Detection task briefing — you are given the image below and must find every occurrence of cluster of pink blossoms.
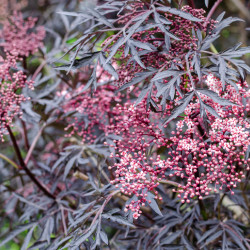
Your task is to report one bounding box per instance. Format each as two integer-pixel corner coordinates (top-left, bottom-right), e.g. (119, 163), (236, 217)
(106, 75), (249, 219)
(0, 11), (45, 57)
(57, 3), (249, 219)
(61, 68), (124, 143)
(104, 4), (216, 88)
(0, 54), (33, 141)
(0, 12), (45, 141)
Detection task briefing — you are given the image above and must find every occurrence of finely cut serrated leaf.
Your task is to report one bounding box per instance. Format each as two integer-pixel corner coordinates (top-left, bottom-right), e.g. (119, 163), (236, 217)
(197, 89), (237, 106)
(57, 11), (90, 18)
(71, 221), (98, 250)
(197, 225), (219, 244)
(69, 209), (98, 230)
(123, 10), (152, 44)
(100, 231), (109, 245)
(130, 39), (156, 51)
(55, 52), (100, 71)
(218, 56), (226, 88)
(147, 192), (162, 216)
(0, 223), (36, 247)
(94, 221), (101, 248)
(245, 145), (250, 160)
(106, 37), (125, 62)
(130, 45), (146, 68)
(51, 235), (73, 250)
(201, 230), (223, 248)
(203, 102), (221, 119)
(99, 53), (118, 79)
(215, 17), (243, 34)
(222, 46), (250, 57)
(222, 232), (228, 250)
(87, 8), (114, 28)
(13, 193), (46, 210)
(181, 235), (194, 250)
(40, 217), (54, 243)
(225, 228), (246, 250)
(163, 92), (194, 124)
(21, 224), (37, 250)
(152, 70), (183, 81)
(28, 241), (47, 250)
(159, 24), (180, 41)
(201, 35), (220, 50)
(156, 75), (180, 98)
(102, 214), (135, 227)
(198, 219), (220, 226)
(161, 231), (182, 245)
(156, 7), (202, 22)
(216, 12), (226, 22)
(135, 87), (150, 106)
(118, 70), (156, 91)
(159, 16), (172, 25)
(63, 155), (78, 180)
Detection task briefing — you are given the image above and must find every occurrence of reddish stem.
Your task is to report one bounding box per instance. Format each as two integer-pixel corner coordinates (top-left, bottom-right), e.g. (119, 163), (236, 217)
(187, 0), (195, 8)
(6, 125), (56, 200)
(206, 0), (223, 24)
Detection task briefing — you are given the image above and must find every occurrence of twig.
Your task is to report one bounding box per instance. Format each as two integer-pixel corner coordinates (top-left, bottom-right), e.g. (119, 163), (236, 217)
(205, 0), (223, 25)
(0, 153), (20, 170)
(73, 171), (89, 181)
(31, 60), (47, 81)
(84, 190), (121, 234)
(6, 125), (56, 200)
(217, 193), (226, 220)
(21, 120), (30, 150)
(187, 0), (195, 8)
(60, 206), (67, 236)
(24, 122), (47, 165)
(210, 43), (219, 54)
(178, 0), (184, 8)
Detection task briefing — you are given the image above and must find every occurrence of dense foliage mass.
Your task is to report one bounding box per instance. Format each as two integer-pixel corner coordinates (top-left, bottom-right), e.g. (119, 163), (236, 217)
(0, 0), (249, 249)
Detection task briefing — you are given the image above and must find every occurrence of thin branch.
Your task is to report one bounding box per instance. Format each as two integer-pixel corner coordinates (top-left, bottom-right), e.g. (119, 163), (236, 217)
(60, 206), (67, 236)
(24, 122), (47, 165)
(21, 120), (30, 150)
(0, 153), (20, 170)
(84, 190), (121, 234)
(178, 0), (184, 8)
(205, 0), (223, 25)
(31, 60), (47, 81)
(6, 125), (56, 200)
(187, 0), (195, 8)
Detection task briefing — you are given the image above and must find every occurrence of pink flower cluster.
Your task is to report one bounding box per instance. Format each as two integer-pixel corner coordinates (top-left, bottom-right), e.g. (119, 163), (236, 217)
(0, 12), (45, 57)
(61, 69), (123, 143)
(0, 54), (33, 141)
(104, 5), (216, 88)
(106, 75), (249, 218)
(0, 12), (44, 141)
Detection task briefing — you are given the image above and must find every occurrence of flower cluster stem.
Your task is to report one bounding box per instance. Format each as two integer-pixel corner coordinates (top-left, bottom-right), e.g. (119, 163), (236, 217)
(6, 125), (56, 200)
(187, 0), (195, 8)
(206, 0), (223, 24)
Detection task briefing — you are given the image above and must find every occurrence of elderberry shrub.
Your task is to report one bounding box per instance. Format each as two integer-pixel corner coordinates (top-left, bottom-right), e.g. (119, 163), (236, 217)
(0, 0), (249, 249)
